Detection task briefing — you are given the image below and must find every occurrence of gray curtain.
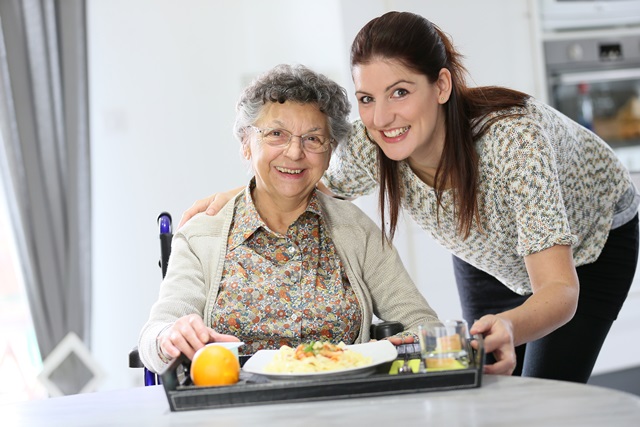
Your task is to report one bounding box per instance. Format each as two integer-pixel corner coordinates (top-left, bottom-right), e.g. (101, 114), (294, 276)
(0, 0), (91, 392)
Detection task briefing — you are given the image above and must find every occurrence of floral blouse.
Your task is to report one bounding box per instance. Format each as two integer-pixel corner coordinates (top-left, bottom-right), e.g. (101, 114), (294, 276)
(212, 183), (362, 354)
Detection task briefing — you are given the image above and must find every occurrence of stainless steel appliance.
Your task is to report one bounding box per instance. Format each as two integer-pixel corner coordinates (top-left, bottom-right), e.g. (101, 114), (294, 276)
(544, 29), (640, 171)
(540, 0), (640, 31)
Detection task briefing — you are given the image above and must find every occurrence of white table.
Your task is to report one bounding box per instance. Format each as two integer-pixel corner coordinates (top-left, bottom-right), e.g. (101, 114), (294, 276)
(3, 375), (640, 426)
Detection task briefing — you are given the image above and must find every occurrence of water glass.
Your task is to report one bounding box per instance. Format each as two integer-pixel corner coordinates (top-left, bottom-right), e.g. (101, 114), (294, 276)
(418, 320), (470, 371)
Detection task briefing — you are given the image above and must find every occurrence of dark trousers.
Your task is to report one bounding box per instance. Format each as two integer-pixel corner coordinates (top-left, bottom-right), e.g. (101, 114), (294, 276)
(453, 214), (639, 383)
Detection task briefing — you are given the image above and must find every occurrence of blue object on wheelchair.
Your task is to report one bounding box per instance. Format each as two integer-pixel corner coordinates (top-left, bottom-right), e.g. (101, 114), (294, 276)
(158, 212), (172, 234)
(157, 212), (173, 279)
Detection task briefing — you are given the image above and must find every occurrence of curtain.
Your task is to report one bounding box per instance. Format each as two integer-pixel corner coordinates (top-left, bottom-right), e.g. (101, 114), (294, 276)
(0, 0), (91, 394)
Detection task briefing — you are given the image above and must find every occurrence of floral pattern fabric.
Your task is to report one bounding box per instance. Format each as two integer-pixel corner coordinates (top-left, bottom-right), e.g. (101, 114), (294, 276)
(212, 184), (361, 354)
(323, 97), (634, 295)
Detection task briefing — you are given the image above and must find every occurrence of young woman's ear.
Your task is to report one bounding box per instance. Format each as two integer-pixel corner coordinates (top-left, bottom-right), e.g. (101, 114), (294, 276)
(437, 68), (452, 104)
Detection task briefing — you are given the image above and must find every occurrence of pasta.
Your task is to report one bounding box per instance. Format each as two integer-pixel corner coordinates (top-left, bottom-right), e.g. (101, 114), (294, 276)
(264, 342), (372, 373)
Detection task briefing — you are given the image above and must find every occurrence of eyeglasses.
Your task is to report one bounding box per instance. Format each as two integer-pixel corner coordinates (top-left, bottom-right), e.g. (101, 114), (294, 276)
(249, 126), (332, 153)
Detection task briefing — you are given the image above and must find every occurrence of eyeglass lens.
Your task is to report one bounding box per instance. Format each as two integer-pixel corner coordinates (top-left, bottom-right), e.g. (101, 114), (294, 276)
(257, 128), (329, 153)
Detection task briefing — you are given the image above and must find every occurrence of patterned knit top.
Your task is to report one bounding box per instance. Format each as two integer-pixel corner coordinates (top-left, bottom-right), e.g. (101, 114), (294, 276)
(322, 97), (636, 295)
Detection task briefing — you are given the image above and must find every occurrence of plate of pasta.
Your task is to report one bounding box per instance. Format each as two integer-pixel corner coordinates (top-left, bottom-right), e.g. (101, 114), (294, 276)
(242, 340), (398, 380)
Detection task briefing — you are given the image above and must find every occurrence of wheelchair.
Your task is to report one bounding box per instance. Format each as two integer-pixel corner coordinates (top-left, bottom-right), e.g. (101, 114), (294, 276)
(128, 212), (173, 386)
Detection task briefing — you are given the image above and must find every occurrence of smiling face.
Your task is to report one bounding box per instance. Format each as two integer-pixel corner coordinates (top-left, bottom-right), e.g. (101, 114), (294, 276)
(352, 58), (450, 167)
(244, 101), (331, 213)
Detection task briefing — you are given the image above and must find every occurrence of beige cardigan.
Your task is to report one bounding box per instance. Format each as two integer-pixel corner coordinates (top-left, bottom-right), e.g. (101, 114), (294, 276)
(139, 191), (439, 373)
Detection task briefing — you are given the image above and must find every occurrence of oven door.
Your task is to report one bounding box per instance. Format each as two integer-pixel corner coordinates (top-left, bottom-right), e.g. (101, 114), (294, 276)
(548, 64), (640, 172)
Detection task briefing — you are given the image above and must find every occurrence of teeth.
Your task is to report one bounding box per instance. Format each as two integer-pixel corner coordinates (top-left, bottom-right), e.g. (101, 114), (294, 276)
(382, 126), (409, 138)
(276, 167), (302, 174)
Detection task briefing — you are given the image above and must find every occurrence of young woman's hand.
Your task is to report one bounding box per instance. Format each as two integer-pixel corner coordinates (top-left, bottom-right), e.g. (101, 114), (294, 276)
(158, 314), (240, 360)
(178, 186), (245, 228)
(470, 315), (517, 375)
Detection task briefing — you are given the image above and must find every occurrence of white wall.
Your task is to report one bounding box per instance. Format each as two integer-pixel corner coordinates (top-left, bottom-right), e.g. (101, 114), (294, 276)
(88, 0), (638, 391)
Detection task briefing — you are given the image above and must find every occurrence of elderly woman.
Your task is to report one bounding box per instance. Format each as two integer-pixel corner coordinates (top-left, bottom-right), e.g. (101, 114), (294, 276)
(138, 64), (439, 374)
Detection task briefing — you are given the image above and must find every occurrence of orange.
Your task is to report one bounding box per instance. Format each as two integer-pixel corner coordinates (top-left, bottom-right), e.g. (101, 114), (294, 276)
(190, 345), (240, 387)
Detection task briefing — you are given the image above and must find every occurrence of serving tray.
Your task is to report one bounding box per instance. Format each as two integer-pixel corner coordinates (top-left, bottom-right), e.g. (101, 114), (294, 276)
(160, 336), (484, 412)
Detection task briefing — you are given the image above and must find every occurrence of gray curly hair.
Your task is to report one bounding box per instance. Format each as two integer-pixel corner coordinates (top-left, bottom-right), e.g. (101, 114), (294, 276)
(233, 64), (351, 146)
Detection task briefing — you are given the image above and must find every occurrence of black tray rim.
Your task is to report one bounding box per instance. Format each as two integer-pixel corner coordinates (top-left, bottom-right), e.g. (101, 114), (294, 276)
(160, 335), (485, 412)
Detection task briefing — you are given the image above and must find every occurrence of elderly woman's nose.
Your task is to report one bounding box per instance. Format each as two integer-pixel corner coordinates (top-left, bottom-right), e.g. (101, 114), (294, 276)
(283, 136), (305, 159)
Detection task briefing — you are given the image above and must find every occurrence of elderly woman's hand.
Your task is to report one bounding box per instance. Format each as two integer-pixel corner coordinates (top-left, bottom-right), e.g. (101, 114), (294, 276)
(178, 187), (245, 228)
(385, 335), (416, 346)
(470, 315), (517, 375)
(158, 314), (240, 360)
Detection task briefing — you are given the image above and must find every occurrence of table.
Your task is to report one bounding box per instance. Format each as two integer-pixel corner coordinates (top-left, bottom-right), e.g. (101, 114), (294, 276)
(3, 375), (640, 426)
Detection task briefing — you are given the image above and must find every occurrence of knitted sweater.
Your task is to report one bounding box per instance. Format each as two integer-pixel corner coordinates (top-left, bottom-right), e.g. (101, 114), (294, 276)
(139, 191), (439, 374)
(323, 97), (637, 295)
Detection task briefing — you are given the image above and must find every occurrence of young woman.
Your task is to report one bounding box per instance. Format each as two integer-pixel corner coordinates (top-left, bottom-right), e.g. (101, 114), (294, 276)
(180, 12), (639, 382)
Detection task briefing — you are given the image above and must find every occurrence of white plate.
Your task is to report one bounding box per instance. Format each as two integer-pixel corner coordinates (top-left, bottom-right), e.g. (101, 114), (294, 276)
(241, 340), (398, 380)
(202, 342), (244, 355)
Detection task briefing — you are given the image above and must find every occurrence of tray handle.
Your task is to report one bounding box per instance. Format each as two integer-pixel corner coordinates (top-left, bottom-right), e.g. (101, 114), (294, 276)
(160, 353), (192, 392)
(471, 333), (485, 377)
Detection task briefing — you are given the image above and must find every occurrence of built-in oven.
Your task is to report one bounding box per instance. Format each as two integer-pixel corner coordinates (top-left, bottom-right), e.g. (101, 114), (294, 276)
(544, 28), (640, 171)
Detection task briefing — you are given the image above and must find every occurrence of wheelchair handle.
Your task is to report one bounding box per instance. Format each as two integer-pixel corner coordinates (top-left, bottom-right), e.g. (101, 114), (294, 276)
(157, 212), (173, 278)
(157, 212), (172, 234)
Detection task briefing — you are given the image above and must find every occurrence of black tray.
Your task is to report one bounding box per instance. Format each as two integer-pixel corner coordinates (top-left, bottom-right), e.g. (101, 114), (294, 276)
(160, 336), (484, 412)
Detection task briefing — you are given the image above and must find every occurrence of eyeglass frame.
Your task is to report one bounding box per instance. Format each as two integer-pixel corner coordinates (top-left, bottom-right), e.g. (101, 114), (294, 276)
(248, 126), (333, 153)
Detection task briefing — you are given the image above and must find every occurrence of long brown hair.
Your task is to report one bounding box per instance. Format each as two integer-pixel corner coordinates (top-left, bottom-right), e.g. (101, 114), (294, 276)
(351, 11), (528, 242)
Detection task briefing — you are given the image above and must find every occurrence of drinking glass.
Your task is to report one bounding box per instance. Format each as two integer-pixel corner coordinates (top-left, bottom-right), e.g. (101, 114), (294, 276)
(418, 320), (470, 371)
